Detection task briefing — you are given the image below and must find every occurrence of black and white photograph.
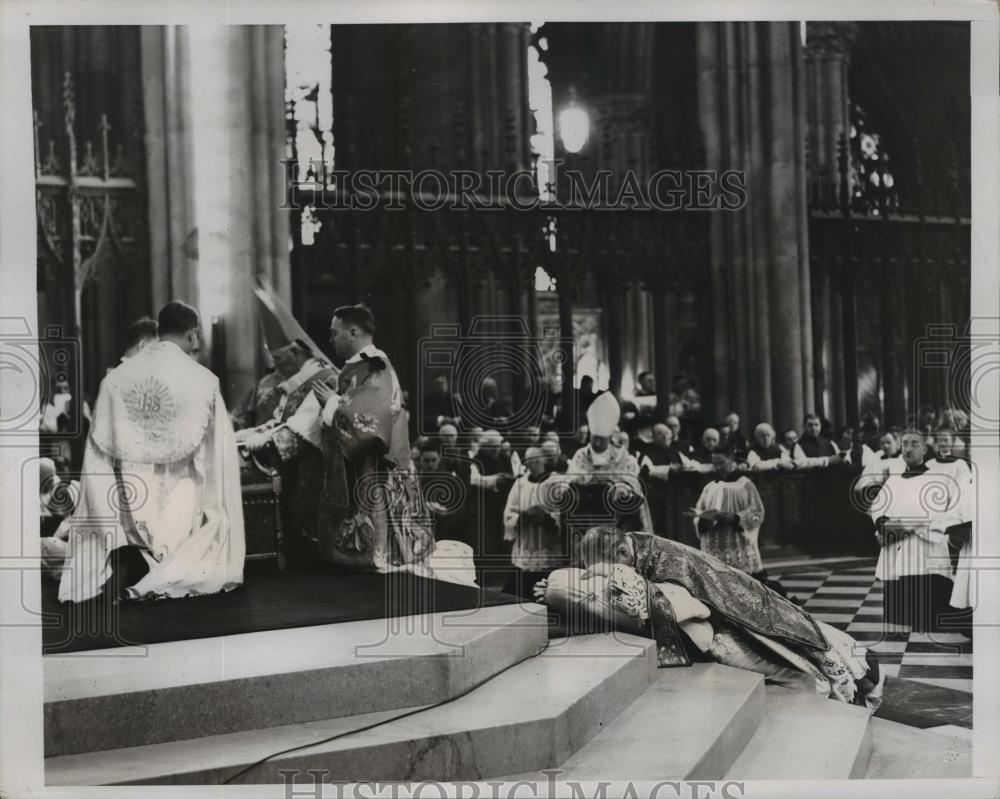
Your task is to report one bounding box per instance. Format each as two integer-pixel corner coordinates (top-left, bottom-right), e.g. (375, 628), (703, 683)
(1, 2), (999, 797)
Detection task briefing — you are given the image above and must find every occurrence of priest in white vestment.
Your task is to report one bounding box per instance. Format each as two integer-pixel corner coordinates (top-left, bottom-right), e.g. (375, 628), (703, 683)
(58, 301), (245, 603)
(926, 428), (975, 619)
(869, 429), (964, 632)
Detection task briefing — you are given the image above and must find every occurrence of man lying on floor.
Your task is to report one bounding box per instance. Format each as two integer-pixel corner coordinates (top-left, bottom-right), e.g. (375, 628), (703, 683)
(533, 526), (884, 711)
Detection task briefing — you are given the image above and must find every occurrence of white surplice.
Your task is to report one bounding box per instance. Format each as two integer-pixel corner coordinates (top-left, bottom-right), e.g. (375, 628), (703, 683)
(869, 469), (964, 584)
(925, 457), (975, 609)
(693, 476), (766, 574)
(58, 342), (245, 603)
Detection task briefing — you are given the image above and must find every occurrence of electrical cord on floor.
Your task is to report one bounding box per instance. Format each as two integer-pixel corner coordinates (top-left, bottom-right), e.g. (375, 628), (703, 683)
(221, 637), (552, 785)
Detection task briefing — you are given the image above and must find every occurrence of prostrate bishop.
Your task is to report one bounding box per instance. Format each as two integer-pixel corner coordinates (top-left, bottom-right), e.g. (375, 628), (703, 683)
(58, 301), (246, 603)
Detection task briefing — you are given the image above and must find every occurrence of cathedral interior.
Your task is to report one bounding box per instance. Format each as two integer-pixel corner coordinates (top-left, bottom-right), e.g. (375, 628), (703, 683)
(24, 20), (987, 789)
(32, 21), (971, 437)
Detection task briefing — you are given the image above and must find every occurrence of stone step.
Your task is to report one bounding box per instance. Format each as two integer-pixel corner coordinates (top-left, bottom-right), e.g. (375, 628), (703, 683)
(503, 663), (765, 783)
(45, 633), (658, 785)
(863, 719), (972, 779)
(45, 602), (548, 757)
(724, 684), (873, 780)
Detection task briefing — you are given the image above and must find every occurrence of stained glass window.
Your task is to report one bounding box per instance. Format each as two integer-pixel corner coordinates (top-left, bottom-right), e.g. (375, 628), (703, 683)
(849, 102), (897, 216)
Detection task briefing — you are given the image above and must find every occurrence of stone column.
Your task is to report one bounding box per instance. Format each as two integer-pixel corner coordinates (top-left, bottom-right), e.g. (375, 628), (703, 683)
(185, 25), (290, 405)
(696, 22), (813, 433)
(141, 26), (198, 310)
(804, 22), (858, 424)
(804, 23), (857, 204)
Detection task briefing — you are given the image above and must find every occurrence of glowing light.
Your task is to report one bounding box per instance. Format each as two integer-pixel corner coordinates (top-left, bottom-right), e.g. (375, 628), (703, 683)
(534, 266), (557, 292)
(285, 24), (334, 185)
(558, 103), (589, 154)
(188, 25), (231, 325)
(528, 36), (555, 201)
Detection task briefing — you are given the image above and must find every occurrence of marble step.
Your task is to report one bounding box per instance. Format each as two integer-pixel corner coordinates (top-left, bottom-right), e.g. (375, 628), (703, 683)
(45, 602), (549, 757)
(45, 633), (658, 785)
(863, 719), (972, 779)
(724, 684), (873, 780)
(503, 663), (765, 784)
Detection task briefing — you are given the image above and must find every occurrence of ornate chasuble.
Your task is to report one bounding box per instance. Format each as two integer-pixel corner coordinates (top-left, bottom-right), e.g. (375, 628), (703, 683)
(628, 532), (829, 653)
(262, 363), (340, 544)
(232, 371), (282, 431)
(318, 349), (433, 570)
(91, 342), (217, 464)
(60, 342), (245, 603)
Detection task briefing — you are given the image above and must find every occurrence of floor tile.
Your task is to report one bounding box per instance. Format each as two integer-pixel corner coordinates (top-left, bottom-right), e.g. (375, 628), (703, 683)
(846, 621), (911, 633)
(803, 599), (864, 608)
(898, 665), (973, 679)
(906, 677), (974, 693)
(906, 641), (972, 654)
(901, 654), (973, 667)
(865, 640), (909, 653)
(907, 632), (970, 645)
(811, 612), (855, 623)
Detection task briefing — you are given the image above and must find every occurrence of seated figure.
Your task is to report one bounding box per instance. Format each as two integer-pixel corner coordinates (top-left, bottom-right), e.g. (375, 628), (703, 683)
(565, 391), (653, 531)
(236, 279), (341, 560)
(534, 526), (884, 710)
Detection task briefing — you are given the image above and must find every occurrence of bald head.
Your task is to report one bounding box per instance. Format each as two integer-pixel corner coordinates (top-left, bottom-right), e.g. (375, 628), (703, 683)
(480, 429), (502, 455)
(438, 423), (458, 446)
(652, 423), (672, 448)
(580, 526), (635, 568)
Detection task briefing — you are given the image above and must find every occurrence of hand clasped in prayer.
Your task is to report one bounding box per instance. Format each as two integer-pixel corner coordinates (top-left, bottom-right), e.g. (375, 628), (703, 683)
(312, 381), (336, 406)
(876, 523), (915, 547)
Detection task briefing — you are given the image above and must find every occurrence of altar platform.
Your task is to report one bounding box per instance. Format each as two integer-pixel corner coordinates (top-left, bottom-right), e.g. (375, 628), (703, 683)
(40, 563), (520, 654)
(42, 562), (970, 784)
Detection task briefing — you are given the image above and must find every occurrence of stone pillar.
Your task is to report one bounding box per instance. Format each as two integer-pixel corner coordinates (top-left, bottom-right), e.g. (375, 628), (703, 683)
(141, 26), (198, 309)
(804, 23), (857, 204)
(623, 284), (653, 393)
(185, 25), (290, 405)
(696, 22), (813, 433)
(804, 22), (858, 425)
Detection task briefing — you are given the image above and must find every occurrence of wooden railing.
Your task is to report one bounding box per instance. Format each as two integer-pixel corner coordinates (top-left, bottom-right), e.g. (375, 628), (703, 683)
(643, 468), (879, 558)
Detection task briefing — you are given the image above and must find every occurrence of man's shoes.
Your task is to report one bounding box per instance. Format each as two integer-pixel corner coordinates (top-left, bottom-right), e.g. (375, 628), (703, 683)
(103, 545), (151, 601)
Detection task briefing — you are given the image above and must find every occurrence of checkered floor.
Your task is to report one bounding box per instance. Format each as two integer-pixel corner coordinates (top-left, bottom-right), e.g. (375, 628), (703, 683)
(777, 561), (973, 694)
